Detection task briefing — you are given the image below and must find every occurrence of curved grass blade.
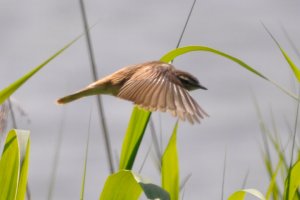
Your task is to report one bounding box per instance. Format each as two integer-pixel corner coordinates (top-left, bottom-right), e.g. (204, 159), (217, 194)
(99, 170), (169, 200)
(283, 160), (300, 200)
(162, 122), (179, 200)
(227, 189), (266, 200)
(119, 107), (151, 170)
(0, 129), (30, 200)
(160, 45), (297, 100)
(0, 36), (81, 105)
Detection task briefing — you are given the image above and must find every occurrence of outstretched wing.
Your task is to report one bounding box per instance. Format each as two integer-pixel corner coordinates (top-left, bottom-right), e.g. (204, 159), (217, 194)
(117, 62), (208, 123)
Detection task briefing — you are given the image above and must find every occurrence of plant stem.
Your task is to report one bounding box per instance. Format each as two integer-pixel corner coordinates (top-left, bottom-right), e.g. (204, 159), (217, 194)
(286, 86), (300, 199)
(78, 0), (114, 173)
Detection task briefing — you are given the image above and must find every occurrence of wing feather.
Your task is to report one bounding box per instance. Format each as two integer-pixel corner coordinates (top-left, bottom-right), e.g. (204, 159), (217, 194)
(117, 62), (207, 123)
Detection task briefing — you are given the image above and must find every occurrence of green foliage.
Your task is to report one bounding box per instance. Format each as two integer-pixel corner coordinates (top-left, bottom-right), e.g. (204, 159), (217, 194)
(263, 24), (300, 83)
(284, 160), (300, 200)
(228, 189), (266, 200)
(162, 122), (179, 200)
(0, 36), (80, 105)
(119, 107), (151, 170)
(160, 45), (297, 100)
(99, 170), (169, 200)
(0, 129), (30, 200)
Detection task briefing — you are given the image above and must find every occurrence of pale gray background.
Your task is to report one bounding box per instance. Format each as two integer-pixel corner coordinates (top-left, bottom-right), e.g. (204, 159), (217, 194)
(0, 0), (299, 199)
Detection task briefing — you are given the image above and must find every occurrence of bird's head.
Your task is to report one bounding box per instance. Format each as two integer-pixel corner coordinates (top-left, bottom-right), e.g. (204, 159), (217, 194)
(174, 70), (207, 91)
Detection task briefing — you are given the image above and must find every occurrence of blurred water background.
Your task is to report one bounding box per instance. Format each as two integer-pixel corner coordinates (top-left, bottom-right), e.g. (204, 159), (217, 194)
(0, 0), (300, 199)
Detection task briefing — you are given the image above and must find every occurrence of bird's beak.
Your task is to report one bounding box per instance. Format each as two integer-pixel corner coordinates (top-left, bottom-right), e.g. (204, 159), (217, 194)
(197, 83), (207, 90)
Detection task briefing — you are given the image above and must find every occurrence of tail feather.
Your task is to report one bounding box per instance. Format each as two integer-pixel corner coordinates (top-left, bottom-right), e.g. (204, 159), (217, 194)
(56, 87), (98, 104)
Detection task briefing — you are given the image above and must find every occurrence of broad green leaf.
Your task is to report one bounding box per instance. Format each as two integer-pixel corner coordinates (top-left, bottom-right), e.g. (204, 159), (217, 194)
(284, 160), (300, 200)
(99, 170), (169, 200)
(228, 189), (266, 200)
(119, 107), (151, 170)
(162, 122), (179, 200)
(0, 129), (30, 200)
(160, 45), (297, 100)
(15, 135), (30, 200)
(0, 36), (80, 105)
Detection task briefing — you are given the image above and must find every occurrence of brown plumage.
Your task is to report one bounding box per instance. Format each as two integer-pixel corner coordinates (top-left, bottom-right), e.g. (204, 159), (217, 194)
(57, 61), (208, 123)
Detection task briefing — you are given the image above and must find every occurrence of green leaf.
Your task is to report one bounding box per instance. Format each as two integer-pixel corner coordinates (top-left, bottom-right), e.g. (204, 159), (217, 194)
(0, 36), (80, 105)
(265, 159), (282, 200)
(227, 189), (266, 200)
(162, 122), (179, 200)
(119, 107), (151, 170)
(160, 45), (297, 100)
(262, 24), (300, 83)
(99, 170), (169, 200)
(279, 47), (300, 82)
(284, 160), (300, 200)
(0, 129), (30, 200)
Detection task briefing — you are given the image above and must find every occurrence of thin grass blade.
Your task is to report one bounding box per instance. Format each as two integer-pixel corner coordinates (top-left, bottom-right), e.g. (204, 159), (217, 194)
(119, 107), (151, 170)
(80, 110), (92, 200)
(265, 160), (282, 200)
(262, 23), (300, 83)
(162, 122), (179, 200)
(0, 36), (81, 105)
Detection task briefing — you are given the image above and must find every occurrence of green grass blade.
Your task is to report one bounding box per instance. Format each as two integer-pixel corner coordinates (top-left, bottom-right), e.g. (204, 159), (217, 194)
(227, 189), (266, 200)
(265, 160), (282, 200)
(160, 45), (297, 100)
(80, 111), (92, 200)
(99, 170), (169, 200)
(262, 24), (300, 83)
(0, 129), (30, 200)
(119, 107), (151, 170)
(284, 160), (300, 200)
(0, 36), (80, 105)
(280, 48), (300, 82)
(162, 122), (179, 200)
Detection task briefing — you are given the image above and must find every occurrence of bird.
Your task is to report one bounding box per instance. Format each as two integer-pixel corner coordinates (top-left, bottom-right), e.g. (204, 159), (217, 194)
(57, 61), (208, 123)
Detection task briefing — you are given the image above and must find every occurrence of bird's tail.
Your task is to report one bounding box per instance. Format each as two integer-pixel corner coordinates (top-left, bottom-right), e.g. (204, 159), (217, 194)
(56, 87), (98, 104)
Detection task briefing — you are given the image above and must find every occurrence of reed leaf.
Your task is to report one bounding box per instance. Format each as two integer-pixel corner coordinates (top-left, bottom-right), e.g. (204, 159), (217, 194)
(99, 170), (169, 200)
(160, 45), (297, 100)
(227, 189), (266, 200)
(0, 36), (80, 105)
(162, 122), (179, 200)
(119, 107), (151, 170)
(262, 24), (300, 83)
(283, 160), (300, 200)
(0, 129), (30, 200)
